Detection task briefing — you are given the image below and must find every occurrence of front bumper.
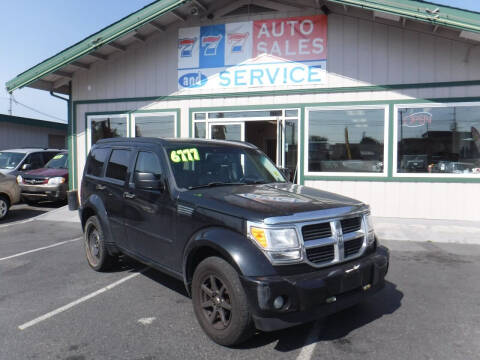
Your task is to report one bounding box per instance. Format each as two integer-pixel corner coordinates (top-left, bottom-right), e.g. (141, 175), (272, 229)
(241, 245), (389, 332)
(20, 183), (67, 202)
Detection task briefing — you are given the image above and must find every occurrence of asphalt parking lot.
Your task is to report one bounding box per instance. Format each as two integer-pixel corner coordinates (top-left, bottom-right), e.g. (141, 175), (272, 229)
(1, 210), (479, 360)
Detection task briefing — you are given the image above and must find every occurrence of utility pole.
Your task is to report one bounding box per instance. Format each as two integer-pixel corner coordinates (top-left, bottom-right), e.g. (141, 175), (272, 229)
(8, 94), (12, 116)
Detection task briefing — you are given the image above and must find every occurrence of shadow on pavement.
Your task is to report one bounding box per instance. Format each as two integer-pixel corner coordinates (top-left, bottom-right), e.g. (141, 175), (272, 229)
(1, 202), (63, 225)
(238, 281), (403, 351)
(109, 260), (403, 352)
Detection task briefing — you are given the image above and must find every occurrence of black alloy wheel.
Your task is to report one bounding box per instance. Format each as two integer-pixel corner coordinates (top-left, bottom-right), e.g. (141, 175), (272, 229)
(192, 257), (254, 346)
(200, 274), (233, 330)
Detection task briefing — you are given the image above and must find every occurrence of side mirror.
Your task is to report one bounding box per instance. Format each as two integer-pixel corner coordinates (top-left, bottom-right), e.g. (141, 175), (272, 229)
(134, 172), (165, 191)
(22, 163), (32, 171)
(279, 167), (292, 182)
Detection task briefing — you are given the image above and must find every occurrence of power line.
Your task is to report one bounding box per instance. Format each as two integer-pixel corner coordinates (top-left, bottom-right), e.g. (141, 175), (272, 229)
(10, 95), (66, 123)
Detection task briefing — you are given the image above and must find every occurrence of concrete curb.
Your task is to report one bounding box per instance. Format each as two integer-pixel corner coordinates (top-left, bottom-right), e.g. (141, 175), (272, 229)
(373, 217), (480, 245)
(36, 205), (80, 223)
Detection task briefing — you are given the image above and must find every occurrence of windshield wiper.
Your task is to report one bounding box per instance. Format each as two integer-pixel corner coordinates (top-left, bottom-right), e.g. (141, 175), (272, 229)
(187, 182), (247, 190)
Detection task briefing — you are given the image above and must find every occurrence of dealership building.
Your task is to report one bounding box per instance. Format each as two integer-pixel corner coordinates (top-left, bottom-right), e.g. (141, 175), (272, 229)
(6, 0), (480, 221)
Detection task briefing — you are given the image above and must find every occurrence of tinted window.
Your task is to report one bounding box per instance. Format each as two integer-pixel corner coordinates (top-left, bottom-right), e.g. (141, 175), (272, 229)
(106, 149), (131, 182)
(28, 153), (45, 169)
(86, 148), (109, 177)
(135, 152), (162, 175)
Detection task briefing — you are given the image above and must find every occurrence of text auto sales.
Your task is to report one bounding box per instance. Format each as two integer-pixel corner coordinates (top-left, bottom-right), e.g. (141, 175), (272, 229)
(223, 19), (324, 87)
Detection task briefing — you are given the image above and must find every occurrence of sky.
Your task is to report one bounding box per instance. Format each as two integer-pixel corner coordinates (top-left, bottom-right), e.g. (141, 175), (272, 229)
(0, 0), (479, 124)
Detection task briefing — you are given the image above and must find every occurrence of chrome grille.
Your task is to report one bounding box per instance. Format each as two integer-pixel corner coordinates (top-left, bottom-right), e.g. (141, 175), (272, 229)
(340, 217), (362, 233)
(301, 222), (331, 241)
(299, 215), (367, 268)
(306, 245), (335, 264)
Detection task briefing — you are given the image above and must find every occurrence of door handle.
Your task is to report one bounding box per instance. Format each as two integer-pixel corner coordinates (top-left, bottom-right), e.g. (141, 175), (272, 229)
(96, 184), (106, 191)
(123, 192), (136, 199)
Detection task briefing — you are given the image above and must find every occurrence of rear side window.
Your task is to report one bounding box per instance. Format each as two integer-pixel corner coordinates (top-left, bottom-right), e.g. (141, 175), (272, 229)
(27, 153), (44, 169)
(86, 148), (109, 177)
(106, 149), (131, 182)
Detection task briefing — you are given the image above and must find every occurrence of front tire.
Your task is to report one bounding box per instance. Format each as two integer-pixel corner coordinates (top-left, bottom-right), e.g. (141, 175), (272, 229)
(84, 215), (116, 271)
(192, 257), (254, 346)
(0, 195), (10, 220)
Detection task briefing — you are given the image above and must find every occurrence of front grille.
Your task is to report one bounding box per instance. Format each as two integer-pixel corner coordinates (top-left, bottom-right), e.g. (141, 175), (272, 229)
(23, 178), (47, 185)
(306, 245), (335, 264)
(344, 237), (364, 257)
(341, 217), (362, 234)
(302, 222), (331, 241)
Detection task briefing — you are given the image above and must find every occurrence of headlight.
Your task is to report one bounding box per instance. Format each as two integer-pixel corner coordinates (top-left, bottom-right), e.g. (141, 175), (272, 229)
(247, 222), (302, 265)
(48, 177), (65, 185)
(16, 175), (23, 184)
(364, 213), (375, 246)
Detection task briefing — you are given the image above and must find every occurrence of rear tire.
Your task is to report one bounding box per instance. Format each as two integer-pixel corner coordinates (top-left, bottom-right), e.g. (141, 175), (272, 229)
(192, 257), (254, 346)
(0, 195), (10, 220)
(84, 215), (117, 271)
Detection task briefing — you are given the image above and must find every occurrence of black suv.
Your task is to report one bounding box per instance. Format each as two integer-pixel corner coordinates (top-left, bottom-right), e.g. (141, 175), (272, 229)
(75, 138), (389, 346)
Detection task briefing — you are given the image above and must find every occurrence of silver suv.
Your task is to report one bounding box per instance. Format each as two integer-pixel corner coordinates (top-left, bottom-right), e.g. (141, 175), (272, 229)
(0, 148), (64, 176)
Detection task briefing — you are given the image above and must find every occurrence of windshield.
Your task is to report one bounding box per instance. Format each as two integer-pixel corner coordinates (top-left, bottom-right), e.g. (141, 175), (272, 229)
(45, 153), (68, 169)
(0, 152), (25, 169)
(166, 144), (286, 189)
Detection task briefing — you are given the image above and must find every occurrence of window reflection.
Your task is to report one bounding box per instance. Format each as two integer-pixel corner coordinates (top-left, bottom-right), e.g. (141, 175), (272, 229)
(308, 109), (385, 173)
(397, 106), (480, 174)
(91, 117), (127, 145)
(135, 115), (175, 138)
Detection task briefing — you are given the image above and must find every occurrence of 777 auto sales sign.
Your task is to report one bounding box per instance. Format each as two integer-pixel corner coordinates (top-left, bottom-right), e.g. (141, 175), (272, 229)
(177, 15), (327, 91)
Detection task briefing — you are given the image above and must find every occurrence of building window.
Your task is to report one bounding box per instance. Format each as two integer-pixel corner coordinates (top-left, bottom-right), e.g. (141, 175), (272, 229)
(132, 113), (176, 138)
(88, 115), (128, 149)
(306, 106), (387, 174)
(396, 103), (480, 175)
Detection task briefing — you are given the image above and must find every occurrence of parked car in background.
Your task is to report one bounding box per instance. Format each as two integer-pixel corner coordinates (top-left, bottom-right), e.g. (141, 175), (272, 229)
(0, 148), (64, 176)
(0, 172), (21, 220)
(18, 152), (68, 205)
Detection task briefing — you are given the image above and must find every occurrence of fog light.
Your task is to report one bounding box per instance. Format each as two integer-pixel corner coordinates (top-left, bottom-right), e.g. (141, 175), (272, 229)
(273, 296), (284, 309)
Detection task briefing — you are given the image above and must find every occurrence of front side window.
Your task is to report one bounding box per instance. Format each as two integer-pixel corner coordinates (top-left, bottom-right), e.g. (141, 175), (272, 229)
(134, 114), (175, 138)
(166, 144), (286, 189)
(135, 152), (162, 175)
(307, 107), (386, 173)
(105, 149), (131, 182)
(0, 152), (25, 170)
(397, 104), (480, 175)
(90, 116), (127, 146)
(86, 148), (110, 177)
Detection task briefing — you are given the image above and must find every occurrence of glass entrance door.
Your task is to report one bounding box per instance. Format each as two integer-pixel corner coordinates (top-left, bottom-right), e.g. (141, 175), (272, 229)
(209, 122), (244, 141)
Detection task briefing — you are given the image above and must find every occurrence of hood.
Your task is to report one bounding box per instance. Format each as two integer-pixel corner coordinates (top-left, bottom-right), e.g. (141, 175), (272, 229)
(23, 168), (68, 178)
(179, 183), (366, 222)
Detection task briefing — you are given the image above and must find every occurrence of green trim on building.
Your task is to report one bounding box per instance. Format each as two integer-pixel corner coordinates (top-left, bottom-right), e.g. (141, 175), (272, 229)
(5, 0), (188, 93)
(72, 80), (480, 105)
(70, 82), (480, 189)
(0, 114), (67, 130)
(328, 0), (480, 33)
